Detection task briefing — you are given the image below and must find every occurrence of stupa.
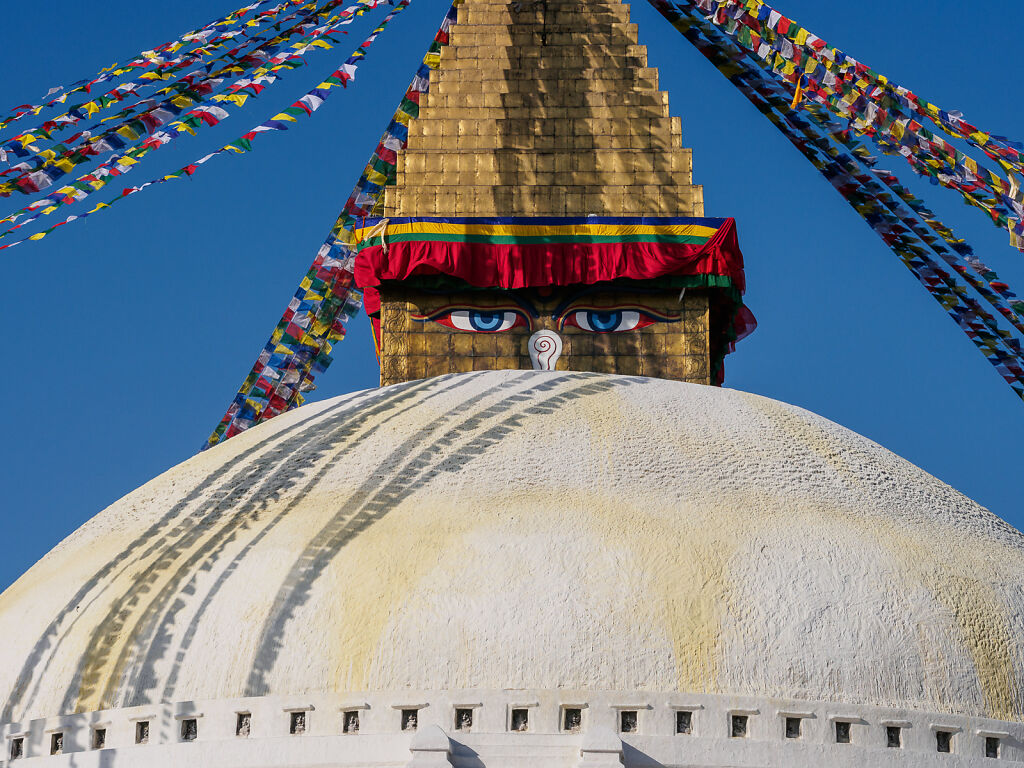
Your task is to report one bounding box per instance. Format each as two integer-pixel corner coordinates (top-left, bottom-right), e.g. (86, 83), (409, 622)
(2, 1), (1023, 767)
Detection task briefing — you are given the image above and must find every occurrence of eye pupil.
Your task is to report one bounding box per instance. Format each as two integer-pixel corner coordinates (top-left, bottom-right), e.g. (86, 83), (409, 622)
(469, 311), (504, 332)
(589, 311), (622, 332)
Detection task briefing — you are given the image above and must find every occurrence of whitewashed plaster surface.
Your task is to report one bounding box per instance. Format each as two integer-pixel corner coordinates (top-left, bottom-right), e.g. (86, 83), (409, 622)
(1, 370), (1022, 734)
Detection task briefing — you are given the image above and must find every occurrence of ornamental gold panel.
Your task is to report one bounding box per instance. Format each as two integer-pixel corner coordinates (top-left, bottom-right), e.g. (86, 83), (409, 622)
(377, 287), (711, 387)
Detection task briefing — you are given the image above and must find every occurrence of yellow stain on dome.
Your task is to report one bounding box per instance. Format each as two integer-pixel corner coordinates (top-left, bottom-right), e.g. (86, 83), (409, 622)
(741, 390), (1024, 720)
(560, 388), (738, 694)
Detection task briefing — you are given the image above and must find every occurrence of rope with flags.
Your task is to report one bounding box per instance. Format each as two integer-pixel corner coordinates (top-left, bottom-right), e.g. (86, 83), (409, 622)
(204, 0), (461, 448)
(648, 0), (1024, 400)
(0, 0), (392, 247)
(0, 0), (325, 178)
(681, 0), (1024, 251)
(0, 0), (303, 137)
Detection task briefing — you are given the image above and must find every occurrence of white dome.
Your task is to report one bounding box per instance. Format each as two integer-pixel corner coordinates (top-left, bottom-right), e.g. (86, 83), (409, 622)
(1, 370), (1022, 766)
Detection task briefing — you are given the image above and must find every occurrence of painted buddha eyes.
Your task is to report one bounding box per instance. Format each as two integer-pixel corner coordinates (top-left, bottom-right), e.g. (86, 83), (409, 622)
(414, 307), (529, 334)
(414, 304), (678, 333)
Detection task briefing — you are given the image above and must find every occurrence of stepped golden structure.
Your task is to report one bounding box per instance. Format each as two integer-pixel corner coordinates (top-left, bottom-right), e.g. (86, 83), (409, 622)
(386, 1), (701, 218)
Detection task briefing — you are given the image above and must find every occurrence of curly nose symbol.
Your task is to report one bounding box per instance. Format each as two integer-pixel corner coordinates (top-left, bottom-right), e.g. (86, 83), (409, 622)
(529, 330), (563, 371)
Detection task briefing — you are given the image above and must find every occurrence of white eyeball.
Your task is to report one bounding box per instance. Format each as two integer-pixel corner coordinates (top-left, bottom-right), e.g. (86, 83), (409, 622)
(449, 310), (521, 333)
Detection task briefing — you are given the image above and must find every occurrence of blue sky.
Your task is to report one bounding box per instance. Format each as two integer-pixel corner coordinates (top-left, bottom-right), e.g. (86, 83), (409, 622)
(0, 0), (1021, 592)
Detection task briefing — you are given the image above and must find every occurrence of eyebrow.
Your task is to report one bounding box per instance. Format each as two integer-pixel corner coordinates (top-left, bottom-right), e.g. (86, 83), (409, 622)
(472, 290), (541, 318)
(549, 286), (668, 318)
(551, 288), (605, 319)
(415, 287), (541, 318)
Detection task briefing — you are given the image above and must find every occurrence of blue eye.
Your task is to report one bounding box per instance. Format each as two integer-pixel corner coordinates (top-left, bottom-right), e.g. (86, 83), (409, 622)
(412, 307), (530, 333)
(444, 310), (525, 333)
(569, 310), (645, 333)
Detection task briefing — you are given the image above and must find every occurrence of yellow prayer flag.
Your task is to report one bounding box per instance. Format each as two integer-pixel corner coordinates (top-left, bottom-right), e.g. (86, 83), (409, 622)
(29, 232), (47, 241)
(54, 159), (76, 173)
(271, 113), (298, 122)
(794, 29), (809, 46)
(218, 94), (249, 107)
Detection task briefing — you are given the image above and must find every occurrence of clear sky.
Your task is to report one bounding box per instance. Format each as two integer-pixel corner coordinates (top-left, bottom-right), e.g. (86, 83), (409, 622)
(0, 0), (1021, 592)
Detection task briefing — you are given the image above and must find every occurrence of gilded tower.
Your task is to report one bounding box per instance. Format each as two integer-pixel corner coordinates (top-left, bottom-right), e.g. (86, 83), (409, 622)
(354, 0), (753, 386)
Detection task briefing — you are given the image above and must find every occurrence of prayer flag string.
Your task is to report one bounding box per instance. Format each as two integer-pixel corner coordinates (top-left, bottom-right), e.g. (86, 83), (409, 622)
(681, 0), (1024, 251)
(0, 0), (298, 138)
(0, 0), (321, 179)
(204, 0), (461, 449)
(649, 0), (1024, 398)
(0, 0), (390, 243)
